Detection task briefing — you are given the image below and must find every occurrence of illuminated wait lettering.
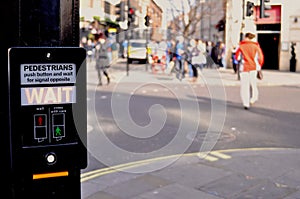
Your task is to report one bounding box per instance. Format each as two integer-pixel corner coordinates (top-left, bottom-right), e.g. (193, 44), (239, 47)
(21, 86), (76, 106)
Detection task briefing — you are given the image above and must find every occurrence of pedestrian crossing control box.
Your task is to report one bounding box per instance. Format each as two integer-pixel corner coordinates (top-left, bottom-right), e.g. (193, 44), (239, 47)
(8, 47), (87, 198)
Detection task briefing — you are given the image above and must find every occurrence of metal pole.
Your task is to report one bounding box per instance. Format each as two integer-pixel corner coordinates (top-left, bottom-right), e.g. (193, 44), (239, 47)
(237, 0), (245, 80)
(201, 2), (203, 39)
(126, 31), (129, 76)
(240, 0), (245, 41)
(126, 0), (130, 76)
(145, 28), (149, 71)
(209, 0), (212, 41)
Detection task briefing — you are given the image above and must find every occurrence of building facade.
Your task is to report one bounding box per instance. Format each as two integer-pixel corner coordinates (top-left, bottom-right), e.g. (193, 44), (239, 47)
(198, 0), (226, 42)
(80, 0), (163, 41)
(226, 0), (300, 72)
(166, 0), (226, 44)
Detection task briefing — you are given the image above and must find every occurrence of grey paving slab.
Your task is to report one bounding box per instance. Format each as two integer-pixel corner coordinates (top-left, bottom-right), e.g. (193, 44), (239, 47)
(88, 170), (142, 187)
(81, 171), (142, 199)
(275, 168), (300, 190)
(131, 183), (224, 199)
(199, 173), (265, 199)
(233, 179), (297, 199)
(284, 190), (300, 199)
(217, 155), (292, 179)
(103, 174), (172, 199)
(137, 174), (172, 187)
(82, 181), (101, 199)
(152, 162), (232, 188)
(85, 191), (121, 199)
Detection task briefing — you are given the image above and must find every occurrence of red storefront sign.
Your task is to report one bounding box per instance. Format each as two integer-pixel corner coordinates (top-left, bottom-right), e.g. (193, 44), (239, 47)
(254, 5), (281, 24)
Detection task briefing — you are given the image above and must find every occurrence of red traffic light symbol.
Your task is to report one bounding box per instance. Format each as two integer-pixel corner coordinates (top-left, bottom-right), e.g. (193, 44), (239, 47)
(129, 7), (135, 15)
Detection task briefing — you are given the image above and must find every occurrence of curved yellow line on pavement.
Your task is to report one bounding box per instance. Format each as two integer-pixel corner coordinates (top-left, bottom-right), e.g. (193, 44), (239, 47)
(81, 147), (299, 182)
(81, 153), (182, 182)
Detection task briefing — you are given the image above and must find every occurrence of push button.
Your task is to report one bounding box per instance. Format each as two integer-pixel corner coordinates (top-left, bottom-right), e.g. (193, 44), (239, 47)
(45, 152), (57, 165)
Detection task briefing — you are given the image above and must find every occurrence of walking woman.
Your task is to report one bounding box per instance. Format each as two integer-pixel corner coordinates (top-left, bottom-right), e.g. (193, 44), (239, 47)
(95, 33), (110, 86)
(190, 39), (207, 82)
(235, 32), (264, 110)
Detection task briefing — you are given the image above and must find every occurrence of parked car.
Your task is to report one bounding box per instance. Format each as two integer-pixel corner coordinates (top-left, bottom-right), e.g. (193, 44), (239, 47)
(127, 39), (148, 64)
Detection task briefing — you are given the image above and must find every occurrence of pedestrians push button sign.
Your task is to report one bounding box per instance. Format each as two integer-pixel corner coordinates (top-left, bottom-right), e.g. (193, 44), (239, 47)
(20, 63), (76, 85)
(8, 47), (87, 171)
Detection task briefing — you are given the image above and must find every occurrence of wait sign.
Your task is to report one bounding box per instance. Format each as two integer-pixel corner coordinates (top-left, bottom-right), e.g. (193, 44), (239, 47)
(21, 86), (76, 106)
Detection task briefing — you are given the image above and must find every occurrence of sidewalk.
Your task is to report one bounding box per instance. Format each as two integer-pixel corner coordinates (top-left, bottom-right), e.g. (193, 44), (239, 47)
(216, 68), (300, 87)
(82, 148), (300, 199)
(83, 66), (300, 199)
(107, 65), (300, 87)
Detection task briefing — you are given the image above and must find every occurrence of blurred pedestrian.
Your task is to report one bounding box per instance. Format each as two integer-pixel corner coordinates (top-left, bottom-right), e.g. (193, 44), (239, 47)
(86, 39), (95, 63)
(166, 39), (173, 69)
(204, 41), (214, 68)
(206, 41), (213, 57)
(196, 39), (207, 69)
(217, 41), (225, 68)
(95, 33), (110, 86)
(231, 45), (239, 74)
(165, 39), (177, 75)
(210, 42), (219, 67)
(121, 40), (128, 58)
(175, 36), (186, 80)
(80, 37), (93, 63)
(235, 32), (264, 110)
(189, 39), (206, 82)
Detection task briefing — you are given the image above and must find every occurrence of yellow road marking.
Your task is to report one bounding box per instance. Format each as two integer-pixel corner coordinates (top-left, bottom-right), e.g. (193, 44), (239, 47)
(81, 147), (297, 182)
(81, 162), (149, 182)
(202, 155), (219, 161)
(81, 154), (181, 179)
(197, 152), (218, 161)
(210, 151), (231, 159)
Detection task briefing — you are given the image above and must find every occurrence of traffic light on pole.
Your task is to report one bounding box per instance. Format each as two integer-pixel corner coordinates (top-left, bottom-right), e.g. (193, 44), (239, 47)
(260, 0), (271, 18)
(216, 19), (225, 31)
(246, 1), (254, 17)
(128, 7), (135, 24)
(144, 15), (150, 27)
(115, 1), (125, 22)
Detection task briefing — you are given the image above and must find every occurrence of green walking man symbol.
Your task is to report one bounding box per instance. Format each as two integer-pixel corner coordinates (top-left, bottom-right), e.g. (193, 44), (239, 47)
(55, 126), (62, 136)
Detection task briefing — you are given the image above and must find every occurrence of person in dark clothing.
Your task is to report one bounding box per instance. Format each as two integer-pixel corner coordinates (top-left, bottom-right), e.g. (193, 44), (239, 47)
(231, 46), (239, 73)
(95, 33), (110, 86)
(210, 42), (219, 67)
(217, 42), (226, 68)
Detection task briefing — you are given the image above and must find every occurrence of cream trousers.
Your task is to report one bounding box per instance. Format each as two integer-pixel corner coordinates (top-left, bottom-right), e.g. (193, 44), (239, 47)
(240, 70), (258, 108)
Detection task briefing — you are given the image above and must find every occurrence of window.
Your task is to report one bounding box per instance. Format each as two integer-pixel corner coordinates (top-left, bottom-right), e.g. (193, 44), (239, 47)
(104, 1), (110, 14)
(88, 0), (93, 8)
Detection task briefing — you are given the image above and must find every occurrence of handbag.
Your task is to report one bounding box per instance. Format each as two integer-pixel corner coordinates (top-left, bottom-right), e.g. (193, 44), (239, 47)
(257, 70), (263, 80)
